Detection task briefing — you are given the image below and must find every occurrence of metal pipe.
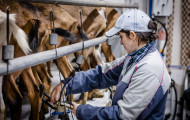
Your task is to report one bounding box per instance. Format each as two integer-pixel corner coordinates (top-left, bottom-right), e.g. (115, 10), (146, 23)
(0, 36), (119, 76)
(18, 0), (138, 8)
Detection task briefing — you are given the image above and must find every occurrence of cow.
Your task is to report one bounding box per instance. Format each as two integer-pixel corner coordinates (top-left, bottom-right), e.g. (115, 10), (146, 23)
(17, 2), (80, 119)
(0, 1), (53, 119)
(1, 1), (117, 119)
(57, 5), (110, 104)
(33, 4), (107, 105)
(82, 8), (121, 101)
(0, 8), (32, 120)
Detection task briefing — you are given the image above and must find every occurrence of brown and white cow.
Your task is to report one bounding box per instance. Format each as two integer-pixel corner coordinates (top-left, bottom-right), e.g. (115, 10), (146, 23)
(0, 1), (52, 119)
(0, 1), (118, 119)
(0, 7), (32, 119)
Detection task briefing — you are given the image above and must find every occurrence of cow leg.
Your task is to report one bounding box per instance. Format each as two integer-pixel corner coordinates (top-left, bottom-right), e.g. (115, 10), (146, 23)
(87, 90), (94, 100)
(34, 64), (52, 118)
(21, 68), (41, 120)
(36, 64), (52, 85)
(80, 57), (91, 71)
(75, 92), (88, 105)
(31, 66), (44, 96)
(82, 92), (88, 104)
(89, 53), (99, 68)
(59, 57), (75, 102)
(88, 89), (105, 100)
(46, 61), (53, 77)
(3, 74), (23, 105)
(88, 47), (107, 100)
(22, 68), (40, 92)
(32, 66), (46, 120)
(54, 56), (73, 78)
(2, 74), (23, 120)
(8, 99), (22, 120)
(0, 76), (5, 120)
(54, 56), (76, 102)
(101, 43), (115, 62)
(88, 89), (104, 100)
(28, 92), (41, 120)
(2, 68), (24, 120)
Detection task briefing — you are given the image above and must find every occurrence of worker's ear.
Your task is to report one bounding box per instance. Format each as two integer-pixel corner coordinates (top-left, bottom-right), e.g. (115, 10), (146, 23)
(129, 31), (138, 42)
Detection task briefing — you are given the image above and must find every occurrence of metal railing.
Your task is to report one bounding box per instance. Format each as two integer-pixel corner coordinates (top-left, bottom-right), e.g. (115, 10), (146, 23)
(18, 0), (138, 8)
(0, 0), (136, 76)
(0, 36), (119, 76)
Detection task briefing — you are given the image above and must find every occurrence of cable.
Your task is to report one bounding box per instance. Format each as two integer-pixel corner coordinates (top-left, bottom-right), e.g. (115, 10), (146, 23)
(50, 8), (53, 34)
(170, 79), (177, 120)
(68, 72), (74, 120)
(79, 8), (85, 55)
(152, 18), (168, 57)
(166, 79), (178, 120)
(6, 6), (9, 45)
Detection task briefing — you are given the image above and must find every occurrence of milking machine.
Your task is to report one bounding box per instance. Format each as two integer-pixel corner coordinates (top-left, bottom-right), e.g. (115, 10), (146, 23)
(42, 71), (75, 120)
(42, 92), (73, 120)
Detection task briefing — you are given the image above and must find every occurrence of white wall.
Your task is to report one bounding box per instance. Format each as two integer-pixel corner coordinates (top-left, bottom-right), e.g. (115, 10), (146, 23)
(171, 0), (182, 66)
(166, 1), (184, 119)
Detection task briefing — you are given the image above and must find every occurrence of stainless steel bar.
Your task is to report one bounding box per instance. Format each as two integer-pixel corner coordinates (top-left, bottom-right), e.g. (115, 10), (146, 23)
(0, 36), (119, 76)
(18, 0), (138, 8)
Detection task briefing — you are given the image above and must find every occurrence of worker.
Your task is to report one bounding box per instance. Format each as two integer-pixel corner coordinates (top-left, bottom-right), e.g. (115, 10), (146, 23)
(50, 9), (171, 120)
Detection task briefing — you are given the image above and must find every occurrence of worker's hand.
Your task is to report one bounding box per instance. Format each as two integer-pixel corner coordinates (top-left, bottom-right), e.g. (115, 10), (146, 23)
(72, 102), (79, 115)
(50, 83), (66, 103)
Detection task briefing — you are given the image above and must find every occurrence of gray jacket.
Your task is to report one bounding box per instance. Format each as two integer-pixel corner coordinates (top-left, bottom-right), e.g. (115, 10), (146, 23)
(66, 45), (171, 120)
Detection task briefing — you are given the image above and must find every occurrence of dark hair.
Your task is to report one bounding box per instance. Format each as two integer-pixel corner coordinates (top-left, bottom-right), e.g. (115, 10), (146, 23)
(121, 20), (157, 45)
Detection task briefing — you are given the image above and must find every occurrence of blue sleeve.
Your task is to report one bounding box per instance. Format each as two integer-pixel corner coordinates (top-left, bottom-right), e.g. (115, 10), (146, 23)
(65, 61), (124, 95)
(76, 104), (121, 120)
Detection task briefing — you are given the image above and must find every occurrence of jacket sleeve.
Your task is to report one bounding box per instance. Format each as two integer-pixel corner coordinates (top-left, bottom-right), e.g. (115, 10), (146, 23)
(65, 56), (126, 96)
(76, 104), (121, 120)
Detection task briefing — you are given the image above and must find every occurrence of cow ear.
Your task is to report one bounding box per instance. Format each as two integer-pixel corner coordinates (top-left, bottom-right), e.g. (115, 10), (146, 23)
(83, 9), (99, 32)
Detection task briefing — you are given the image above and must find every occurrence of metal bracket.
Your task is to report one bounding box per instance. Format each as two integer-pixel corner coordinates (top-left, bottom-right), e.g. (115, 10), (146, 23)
(76, 54), (84, 65)
(49, 33), (58, 45)
(2, 45), (14, 61)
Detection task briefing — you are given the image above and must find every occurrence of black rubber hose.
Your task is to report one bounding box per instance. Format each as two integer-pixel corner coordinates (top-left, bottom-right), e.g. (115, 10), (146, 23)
(152, 18), (168, 57)
(171, 79), (178, 120)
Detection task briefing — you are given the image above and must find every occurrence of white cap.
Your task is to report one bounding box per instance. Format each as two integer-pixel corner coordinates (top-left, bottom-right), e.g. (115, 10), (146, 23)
(106, 9), (153, 37)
